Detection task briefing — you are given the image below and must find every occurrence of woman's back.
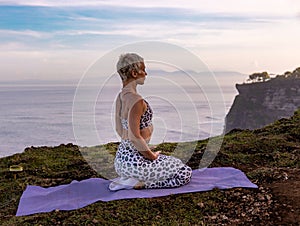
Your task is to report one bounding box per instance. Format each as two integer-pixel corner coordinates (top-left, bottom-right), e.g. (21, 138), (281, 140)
(116, 90), (153, 142)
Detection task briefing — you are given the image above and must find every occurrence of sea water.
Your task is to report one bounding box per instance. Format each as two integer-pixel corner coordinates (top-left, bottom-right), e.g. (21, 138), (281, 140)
(0, 84), (237, 157)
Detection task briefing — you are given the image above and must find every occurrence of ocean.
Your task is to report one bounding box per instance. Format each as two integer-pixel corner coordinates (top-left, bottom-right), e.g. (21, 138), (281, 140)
(0, 83), (238, 158)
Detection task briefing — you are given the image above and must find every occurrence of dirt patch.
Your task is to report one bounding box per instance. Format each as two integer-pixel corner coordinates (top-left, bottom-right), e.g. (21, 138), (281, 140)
(268, 169), (300, 225)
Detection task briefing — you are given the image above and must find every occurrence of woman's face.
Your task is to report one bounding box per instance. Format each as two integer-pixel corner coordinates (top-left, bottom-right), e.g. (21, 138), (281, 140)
(135, 62), (147, 85)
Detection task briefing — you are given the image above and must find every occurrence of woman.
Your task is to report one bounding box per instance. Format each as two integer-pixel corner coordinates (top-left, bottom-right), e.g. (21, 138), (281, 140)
(109, 53), (192, 191)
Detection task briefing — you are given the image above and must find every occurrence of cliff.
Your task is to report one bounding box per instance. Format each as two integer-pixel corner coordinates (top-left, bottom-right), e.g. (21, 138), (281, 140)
(225, 77), (300, 133)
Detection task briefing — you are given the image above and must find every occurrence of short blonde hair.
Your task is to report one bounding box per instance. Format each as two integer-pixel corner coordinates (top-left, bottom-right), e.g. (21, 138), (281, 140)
(116, 53), (144, 81)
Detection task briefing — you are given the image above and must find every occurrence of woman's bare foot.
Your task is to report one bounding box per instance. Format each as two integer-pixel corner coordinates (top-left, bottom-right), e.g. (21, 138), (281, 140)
(134, 181), (145, 189)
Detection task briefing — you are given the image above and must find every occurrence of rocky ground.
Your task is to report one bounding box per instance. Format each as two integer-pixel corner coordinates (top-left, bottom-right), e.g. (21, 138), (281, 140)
(0, 109), (299, 225)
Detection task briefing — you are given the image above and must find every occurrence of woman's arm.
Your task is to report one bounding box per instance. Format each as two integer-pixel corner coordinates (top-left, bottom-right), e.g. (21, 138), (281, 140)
(115, 93), (123, 138)
(128, 99), (159, 160)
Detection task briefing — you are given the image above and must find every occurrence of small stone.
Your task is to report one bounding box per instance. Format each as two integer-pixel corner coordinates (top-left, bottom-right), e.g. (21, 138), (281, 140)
(92, 219), (99, 224)
(197, 202), (205, 208)
(252, 207), (259, 214)
(254, 202), (261, 207)
(211, 215), (217, 220)
(257, 194), (265, 201)
(221, 215), (228, 220)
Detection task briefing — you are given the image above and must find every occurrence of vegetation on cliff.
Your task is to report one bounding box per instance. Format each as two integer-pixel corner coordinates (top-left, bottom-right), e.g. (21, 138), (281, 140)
(247, 66), (300, 83)
(0, 109), (299, 225)
(277, 67), (300, 79)
(247, 71), (270, 82)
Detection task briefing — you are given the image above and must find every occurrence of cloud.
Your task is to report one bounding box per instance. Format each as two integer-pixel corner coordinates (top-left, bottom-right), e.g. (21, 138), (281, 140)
(0, 0), (297, 16)
(0, 4), (295, 53)
(0, 5), (288, 34)
(0, 0), (299, 80)
(0, 29), (47, 38)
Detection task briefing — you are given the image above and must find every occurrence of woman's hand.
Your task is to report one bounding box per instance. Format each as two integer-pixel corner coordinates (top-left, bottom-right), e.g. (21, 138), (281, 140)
(152, 151), (161, 160)
(142, 149), (160, 161)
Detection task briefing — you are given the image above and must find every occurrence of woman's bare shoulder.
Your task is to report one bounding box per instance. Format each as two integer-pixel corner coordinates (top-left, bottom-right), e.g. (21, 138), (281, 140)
(121, 92), (143, 110)
(121, 92), (142, 102)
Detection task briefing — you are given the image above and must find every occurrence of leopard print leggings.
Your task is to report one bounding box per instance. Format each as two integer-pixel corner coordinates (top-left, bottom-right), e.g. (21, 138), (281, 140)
(114, 139), (192, 189)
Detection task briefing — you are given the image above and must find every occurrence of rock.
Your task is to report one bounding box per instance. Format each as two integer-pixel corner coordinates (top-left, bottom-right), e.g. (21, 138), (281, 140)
(211, 215), (217, 220)
(197, 202), (205, 208)
(257, 194), (265, 201)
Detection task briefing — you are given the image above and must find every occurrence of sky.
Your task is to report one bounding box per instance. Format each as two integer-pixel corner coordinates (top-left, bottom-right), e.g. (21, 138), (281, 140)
(0, 0), (299, 82)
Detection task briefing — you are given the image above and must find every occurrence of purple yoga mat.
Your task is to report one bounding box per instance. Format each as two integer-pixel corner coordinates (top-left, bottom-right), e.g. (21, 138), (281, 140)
(16, 167), (257, 216)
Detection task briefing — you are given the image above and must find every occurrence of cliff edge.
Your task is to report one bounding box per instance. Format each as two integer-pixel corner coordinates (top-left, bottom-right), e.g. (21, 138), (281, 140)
(225, 76), (300, 133)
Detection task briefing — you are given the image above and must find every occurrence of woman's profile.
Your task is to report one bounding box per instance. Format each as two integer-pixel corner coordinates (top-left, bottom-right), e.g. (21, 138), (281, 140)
(109, 53), (192, 190)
